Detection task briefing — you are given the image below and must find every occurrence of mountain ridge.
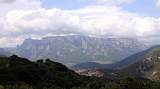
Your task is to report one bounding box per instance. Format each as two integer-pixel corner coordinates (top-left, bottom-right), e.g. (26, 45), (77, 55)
(7, 35), (147, 65)
(72, 45), (160, 70)
(75, 45), (160, 81)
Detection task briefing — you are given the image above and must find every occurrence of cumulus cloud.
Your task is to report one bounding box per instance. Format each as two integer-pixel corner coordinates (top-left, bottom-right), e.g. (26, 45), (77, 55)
(2, 9), (82, 37)
(0, 0), (160, 47)
(0, 6), (134, 39)
(0, 0), (41, 16)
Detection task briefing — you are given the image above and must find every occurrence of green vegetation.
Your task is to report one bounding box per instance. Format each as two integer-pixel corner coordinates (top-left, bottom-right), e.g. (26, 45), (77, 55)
(115, 46), (160, 81)
(0, 55), (82, 89)
(1, 77), (160, 89)
(1, 55), (160, 89)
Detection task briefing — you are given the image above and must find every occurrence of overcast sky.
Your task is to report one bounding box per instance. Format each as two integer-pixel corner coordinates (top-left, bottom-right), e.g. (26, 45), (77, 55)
(0, 0), (160, 47)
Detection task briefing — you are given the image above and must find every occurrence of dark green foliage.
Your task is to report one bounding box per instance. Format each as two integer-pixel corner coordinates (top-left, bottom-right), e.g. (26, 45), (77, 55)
(1, 55), (160, 89)
(0, 55), (81, 89)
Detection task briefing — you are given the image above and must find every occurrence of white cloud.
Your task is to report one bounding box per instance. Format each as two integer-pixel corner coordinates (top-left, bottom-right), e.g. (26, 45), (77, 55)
(155, 0), (160, 8)
(0, 37), (23, 47)
(0, 0), (16, 3)
(95, 0), (134, 5)
(2, 9), (81, 37)
(0, 0), (160, 47)
(0, 0), (41, 16)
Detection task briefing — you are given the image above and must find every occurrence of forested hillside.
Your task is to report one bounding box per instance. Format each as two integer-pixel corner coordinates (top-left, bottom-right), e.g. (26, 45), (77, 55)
(0, 55), (160, 89)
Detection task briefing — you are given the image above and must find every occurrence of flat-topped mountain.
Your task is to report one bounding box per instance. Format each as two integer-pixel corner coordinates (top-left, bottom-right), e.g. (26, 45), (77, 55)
(8, 35), (147, 65)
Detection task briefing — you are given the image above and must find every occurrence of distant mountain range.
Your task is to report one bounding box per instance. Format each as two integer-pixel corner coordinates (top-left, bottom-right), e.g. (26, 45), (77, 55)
(5, 35), (147, 65)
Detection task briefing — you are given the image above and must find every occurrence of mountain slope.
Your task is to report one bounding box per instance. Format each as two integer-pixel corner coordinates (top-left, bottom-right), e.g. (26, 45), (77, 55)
(0, 55), (81, 88)
(8, 35), (146, 65)
(74, 46), (160, 80)
(109, 46), (160, 69)
(1, 55), (160, 89)
(72, 46), (157, 70)
(120, 46), (160, 80)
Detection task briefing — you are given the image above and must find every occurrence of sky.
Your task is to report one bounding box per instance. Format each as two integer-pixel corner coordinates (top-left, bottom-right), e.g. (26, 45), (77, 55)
(0, 0), (160, 47)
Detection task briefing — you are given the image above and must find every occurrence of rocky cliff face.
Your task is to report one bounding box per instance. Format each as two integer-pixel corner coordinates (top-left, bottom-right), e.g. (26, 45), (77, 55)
(8, 35), (147, 65)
